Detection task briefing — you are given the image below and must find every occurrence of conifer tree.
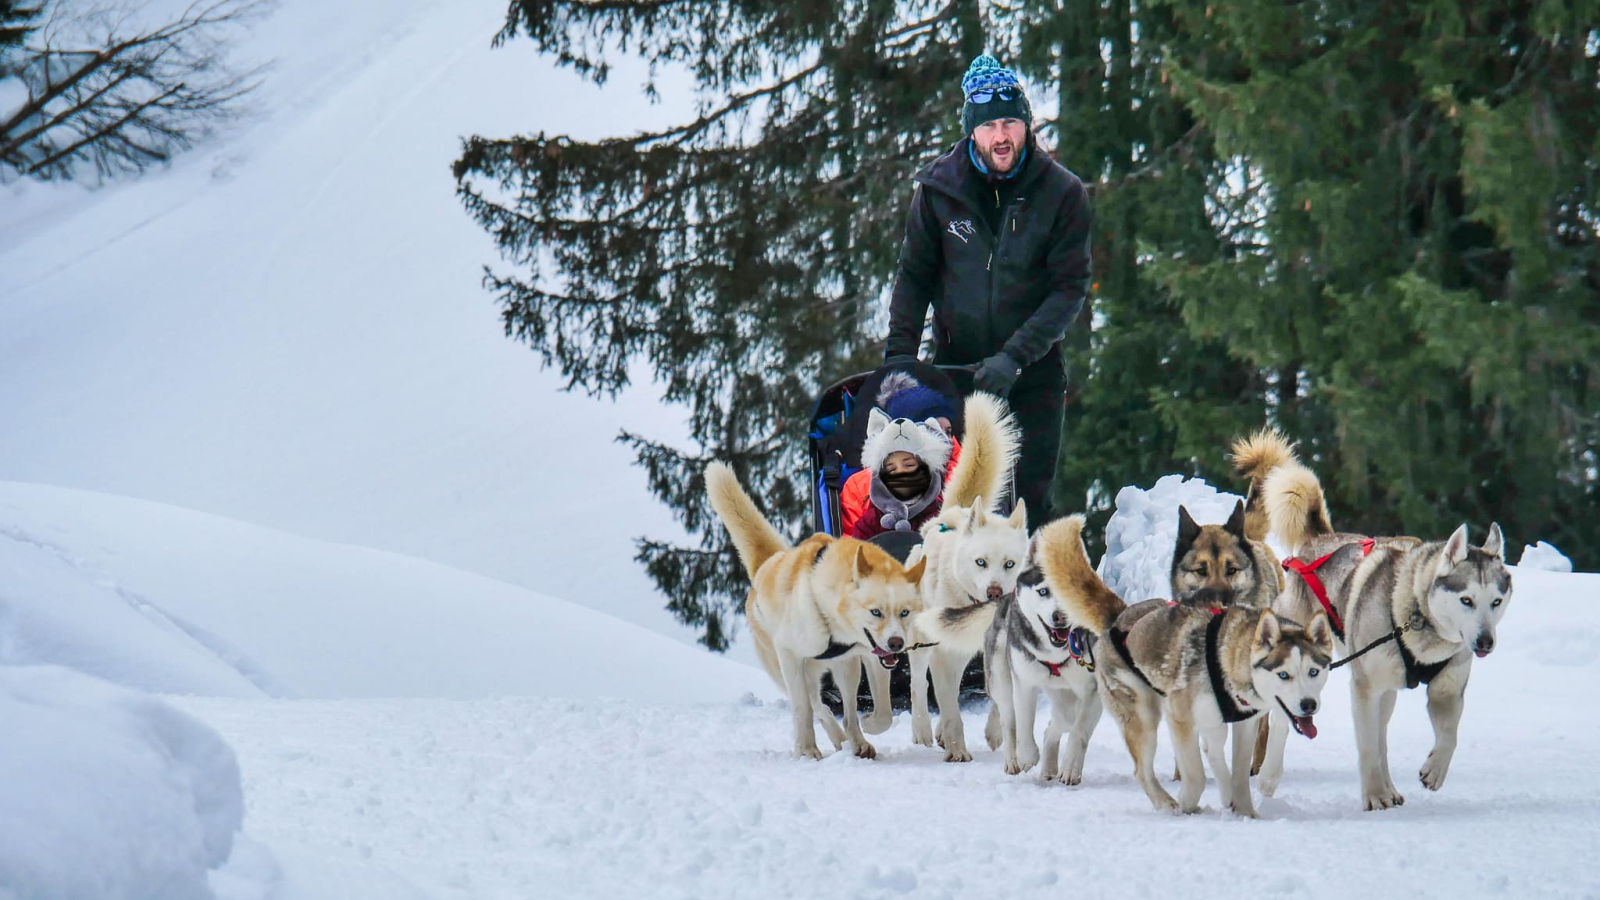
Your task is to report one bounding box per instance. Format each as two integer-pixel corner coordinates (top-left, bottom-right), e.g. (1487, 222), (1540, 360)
(1150, 0), (1600, 564)
(455, 1), (987, 647)
(1012, 0), (1261, 546)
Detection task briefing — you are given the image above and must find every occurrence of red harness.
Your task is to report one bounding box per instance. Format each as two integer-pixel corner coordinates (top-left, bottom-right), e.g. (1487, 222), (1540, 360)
(1282, 538), (1374, 639)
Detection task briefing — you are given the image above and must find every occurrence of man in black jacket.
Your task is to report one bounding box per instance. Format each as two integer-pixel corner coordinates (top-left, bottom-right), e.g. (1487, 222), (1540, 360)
(883, 54), (1093, 529)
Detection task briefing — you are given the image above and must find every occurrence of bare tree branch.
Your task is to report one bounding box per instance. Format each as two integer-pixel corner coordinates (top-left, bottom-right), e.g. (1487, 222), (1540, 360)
(0, 0), (272, 183)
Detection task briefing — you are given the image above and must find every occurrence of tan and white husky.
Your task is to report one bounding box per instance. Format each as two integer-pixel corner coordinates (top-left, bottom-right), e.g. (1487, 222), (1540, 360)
(704, 462), (925, 760)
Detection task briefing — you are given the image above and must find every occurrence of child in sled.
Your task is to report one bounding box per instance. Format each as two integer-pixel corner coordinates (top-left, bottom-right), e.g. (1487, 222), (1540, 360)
(839, 374), (963, 541)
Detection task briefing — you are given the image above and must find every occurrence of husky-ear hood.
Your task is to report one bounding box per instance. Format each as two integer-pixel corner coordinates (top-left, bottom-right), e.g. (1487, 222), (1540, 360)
(862, 407), (953, 474)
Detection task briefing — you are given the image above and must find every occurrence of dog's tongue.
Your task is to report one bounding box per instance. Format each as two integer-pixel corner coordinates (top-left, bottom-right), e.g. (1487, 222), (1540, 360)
(1294, 714), (1318, 740)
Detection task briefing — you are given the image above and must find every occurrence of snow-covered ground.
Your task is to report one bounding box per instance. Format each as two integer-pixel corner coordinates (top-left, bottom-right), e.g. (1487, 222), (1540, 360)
(5, 473), (1597, 899)
(2, 0), (1597, 897)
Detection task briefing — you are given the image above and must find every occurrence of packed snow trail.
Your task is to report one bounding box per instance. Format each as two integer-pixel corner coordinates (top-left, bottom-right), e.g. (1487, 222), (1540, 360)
(180, 575), (1599, 900)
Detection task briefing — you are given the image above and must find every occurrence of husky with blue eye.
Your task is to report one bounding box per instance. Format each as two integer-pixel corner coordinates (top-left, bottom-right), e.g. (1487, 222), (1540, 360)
(917, 539), (1103, 783)
(1249, 434), (1513, 811)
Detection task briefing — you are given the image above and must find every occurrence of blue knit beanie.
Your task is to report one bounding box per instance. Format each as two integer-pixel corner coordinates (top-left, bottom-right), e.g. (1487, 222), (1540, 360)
(884, 385), (956, 424)
(961, 54), (1032, 136)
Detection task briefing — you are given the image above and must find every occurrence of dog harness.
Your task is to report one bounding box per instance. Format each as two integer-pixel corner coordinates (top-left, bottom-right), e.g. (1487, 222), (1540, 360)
(1204, 612), (1260, 723)
(1395, 626), (1451, 689)
(1282, 538), (1375, 641)
(1038, 628), (1096, 677)
(1327, 608), (1447, 689)
(1108, 627), (1165, 696)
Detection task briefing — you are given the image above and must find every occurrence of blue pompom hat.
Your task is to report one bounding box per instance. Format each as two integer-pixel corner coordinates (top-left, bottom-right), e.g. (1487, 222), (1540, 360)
(960, 54), (1033, 136)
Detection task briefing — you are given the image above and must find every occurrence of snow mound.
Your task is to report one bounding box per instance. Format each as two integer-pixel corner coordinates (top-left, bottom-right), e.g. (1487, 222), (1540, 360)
(0, 665), (243, 900)
(0, 527), (266, 697)
(1518, 540), (1573, 573)
(0, 481), (772, 703)
(1097, 474), (1248, 603)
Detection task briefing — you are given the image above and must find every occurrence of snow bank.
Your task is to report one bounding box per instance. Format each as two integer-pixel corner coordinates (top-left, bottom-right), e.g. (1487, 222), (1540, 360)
(1519, 540), (1573, 573)
(0, 480), (771, 703)
(0, 527), (265, 697)
(1097, 474), (1251, 602)
(0, 665), (242, 900)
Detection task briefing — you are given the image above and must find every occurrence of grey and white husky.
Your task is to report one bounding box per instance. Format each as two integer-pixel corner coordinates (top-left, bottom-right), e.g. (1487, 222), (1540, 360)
(1248, 431), (1514, 809)
(1039, 515), (1334, 816)
(917, 549), (1104, 783)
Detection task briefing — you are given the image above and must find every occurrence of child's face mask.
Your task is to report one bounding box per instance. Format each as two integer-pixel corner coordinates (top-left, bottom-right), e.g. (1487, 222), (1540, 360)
(880, 463), (932, 500)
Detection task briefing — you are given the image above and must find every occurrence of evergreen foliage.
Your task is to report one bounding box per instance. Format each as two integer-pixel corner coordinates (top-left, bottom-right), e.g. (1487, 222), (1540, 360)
(1149, 0), (1600, 563)
(455, 0), (987, 648)
(1011, 0), (1263, 551)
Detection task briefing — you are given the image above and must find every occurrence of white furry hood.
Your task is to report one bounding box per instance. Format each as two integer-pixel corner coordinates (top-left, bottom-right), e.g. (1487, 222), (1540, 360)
(861, 408), (953, 475)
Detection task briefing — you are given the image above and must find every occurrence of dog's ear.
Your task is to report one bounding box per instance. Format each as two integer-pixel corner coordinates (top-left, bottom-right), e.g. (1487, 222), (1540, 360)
(1176, 505), (1202, 549)
(1254, 609), (1282, 651)
(1008, 498), (1027, 529)
(1441, 523), (1470, 570)
(866, 407), (890, 439)
(854, 546), (875, 581)
(1307, 611), (1335, 655)
(904, 555), (927, 584)
(963, 501), (984, 534)
(1225, 499), (1247, 541)
(1481, 522), (1505, 560)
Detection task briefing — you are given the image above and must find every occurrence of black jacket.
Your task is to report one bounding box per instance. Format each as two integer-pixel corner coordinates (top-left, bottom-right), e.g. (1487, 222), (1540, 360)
(884, 137), (1092, 387)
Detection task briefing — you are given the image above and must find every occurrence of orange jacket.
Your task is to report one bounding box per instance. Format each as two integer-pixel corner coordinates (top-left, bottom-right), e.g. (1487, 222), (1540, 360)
(839, 438), (962, 540)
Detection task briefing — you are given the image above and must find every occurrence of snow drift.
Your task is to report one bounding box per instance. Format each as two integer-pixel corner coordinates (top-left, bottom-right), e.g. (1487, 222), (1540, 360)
(0, 480), (771, 703)
(0, 665), (243, 900)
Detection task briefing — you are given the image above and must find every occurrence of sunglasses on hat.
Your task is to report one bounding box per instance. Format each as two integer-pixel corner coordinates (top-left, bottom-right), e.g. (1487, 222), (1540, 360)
(967, 87), (1020, 103)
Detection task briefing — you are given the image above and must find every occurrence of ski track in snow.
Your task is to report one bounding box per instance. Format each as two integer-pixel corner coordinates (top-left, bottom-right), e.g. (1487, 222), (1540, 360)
(180, 679), (1600, 900)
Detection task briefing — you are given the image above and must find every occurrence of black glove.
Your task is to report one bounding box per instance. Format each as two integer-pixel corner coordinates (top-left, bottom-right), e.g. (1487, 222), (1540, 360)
(883, 353), (919, 366)
(972, 352), (1022, 396)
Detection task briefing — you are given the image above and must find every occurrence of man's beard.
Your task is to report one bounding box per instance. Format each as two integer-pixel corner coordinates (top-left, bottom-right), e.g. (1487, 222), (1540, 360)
(979, 138), (1020, 173)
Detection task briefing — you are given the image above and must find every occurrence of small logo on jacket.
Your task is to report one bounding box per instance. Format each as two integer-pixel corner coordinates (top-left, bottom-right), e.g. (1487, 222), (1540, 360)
(947, 219), (976, 243)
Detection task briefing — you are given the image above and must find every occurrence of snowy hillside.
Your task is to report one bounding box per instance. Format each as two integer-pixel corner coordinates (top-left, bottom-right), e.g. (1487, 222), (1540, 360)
(0, 0), (708, 649)
(0, 481), (769, 703)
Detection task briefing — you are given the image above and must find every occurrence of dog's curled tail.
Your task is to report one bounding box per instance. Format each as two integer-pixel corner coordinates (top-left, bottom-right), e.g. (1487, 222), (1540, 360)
(945, 392), (1021, 513)
(1262, 460), (1334, 554)
(704, 461), (790, 580)
(914, 602), (999, 655)
(1231, 428), (1298, 542)
(1038, 515), (1126, 635)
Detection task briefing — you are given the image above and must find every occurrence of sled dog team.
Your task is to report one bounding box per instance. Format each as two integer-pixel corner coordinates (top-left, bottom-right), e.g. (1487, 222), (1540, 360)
(704, 394), (1513, 815)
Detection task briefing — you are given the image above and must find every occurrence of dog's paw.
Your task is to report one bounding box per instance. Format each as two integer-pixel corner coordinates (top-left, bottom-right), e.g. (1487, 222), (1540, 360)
(795, 744), (825, 762)
(1363, 788), (1405, 811)
(861, 709), (893, 736)
(1150, 793), (1180, 813)
(1017, 743), (1040, 772)
(1056, 769), (1083, 787)
(1256, 769), (1282, 798)
(984, 714), (1002, 751)
(1004, 755), (1022, 775)
(1228, 800), (1260, 819)
(1419, 753), (1450, 792)
(912, 725), (935, 747)
(853, 741), (878, 761)
(944, 745), (973, 763)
